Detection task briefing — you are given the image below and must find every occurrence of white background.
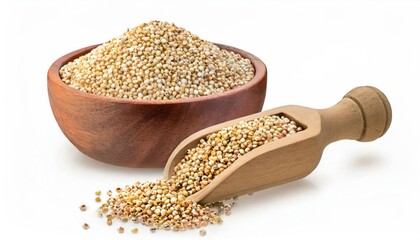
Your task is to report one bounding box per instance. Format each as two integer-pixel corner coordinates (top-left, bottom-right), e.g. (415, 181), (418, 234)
(0, 0), (419, 239)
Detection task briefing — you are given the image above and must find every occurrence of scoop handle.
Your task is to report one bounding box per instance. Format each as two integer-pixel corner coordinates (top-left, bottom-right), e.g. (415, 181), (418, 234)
(319, 86), (392, 145)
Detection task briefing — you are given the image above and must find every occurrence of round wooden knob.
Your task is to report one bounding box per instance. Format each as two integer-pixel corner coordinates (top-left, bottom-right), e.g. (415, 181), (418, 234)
(343, 86), (392, 142)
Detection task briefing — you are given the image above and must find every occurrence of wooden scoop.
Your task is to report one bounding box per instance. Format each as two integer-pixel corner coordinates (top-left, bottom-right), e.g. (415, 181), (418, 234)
(163, 86), (392, 204)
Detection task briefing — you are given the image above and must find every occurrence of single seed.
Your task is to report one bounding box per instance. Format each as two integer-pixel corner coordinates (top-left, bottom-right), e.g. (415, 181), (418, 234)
(131, 228), (139, 234)
(118, 226), (124, 233)
(82, 223), (90, 230)
(95, 190), (101, 196)
(213, 215), (223, 224)
(199, 229), (206, 236)
(79, 204), (87, 211)
(97, 209), (103, 218)
(107, 219), (113, 225)
(150, 227), (157, 233)
(95, 197), (101, 202)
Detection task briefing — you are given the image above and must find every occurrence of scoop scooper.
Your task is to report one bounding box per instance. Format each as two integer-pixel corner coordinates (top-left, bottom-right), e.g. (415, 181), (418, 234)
(163, 86), (392, 203)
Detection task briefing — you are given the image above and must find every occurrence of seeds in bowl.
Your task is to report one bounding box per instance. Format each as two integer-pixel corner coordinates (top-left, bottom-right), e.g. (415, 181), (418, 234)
(60, 20), (255, 101)
(89, 115), (302, 233)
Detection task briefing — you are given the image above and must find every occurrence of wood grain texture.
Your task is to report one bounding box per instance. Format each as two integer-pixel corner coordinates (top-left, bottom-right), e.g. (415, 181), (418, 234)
(48, 44), (267, 168)
(163, 86), (392, 203)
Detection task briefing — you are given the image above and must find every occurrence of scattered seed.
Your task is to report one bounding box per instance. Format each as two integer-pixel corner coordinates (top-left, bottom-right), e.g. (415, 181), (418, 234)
(199, 229), (207, 236)
(107, 219), (113, 226)
(96, 115), (302, 232)
(97, 209), (103, 218)
(82, 223), (90, 230)
(79, 204), (87, 212)
(131, 228), (139, 234)
(95, 197), (101, 203)
(95, 190), (101, 196)
(213, 215), (223, 224)
(118, 226), (124, 233)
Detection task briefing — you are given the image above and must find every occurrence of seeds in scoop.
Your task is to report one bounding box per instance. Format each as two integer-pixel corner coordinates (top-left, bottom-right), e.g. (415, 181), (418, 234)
(171, 115), (302, 196)
(60, 20), (255, 101)
(79, 204), (87, 211)
(98, 115), (302, 231)
(82, 223), (90, 230)
(118, 226), (124, 233)
(199, 229), (207, 236)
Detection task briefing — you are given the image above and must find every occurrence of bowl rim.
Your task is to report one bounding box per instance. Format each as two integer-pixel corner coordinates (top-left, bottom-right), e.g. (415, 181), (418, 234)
(48, 43), (267, 106)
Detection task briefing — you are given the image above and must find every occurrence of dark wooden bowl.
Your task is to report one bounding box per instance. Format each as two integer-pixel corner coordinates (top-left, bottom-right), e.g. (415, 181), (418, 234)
(48, 44), (267, 168)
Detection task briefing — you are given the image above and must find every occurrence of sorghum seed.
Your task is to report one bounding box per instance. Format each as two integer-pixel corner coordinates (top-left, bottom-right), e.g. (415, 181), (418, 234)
(97, 115), (302, 231)
(107, 190), (112, 196)
(131, 228), (139, 234)
(95, 190), (101, 196)
(79, 204), (87, 211)
(107, 219), (112, 226)
(199, 229), (207, 236)
(95, 197), (101, 202)
(82, 223), (90, 230)
(213, 216), (223, 224)
(118, 226), (124, 233)
(60, 21), (255, 101)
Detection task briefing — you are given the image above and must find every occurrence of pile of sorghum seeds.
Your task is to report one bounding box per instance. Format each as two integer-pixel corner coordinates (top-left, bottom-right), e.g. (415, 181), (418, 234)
(60, 20), (255, 100)
(81, 115), (302, 235)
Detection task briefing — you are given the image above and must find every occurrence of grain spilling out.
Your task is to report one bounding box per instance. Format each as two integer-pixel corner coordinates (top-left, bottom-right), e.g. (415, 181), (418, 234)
(86, 115), (303, 233)
(60, 20), (255, 100)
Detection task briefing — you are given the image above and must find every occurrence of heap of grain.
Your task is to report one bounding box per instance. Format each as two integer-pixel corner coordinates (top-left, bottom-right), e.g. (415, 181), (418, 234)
(60, 20), (255, 100)
(96, 115), (302, 232)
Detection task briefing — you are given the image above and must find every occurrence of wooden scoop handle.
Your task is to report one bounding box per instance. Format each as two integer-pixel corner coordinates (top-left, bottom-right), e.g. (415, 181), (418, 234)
(320, 86), (392, 145)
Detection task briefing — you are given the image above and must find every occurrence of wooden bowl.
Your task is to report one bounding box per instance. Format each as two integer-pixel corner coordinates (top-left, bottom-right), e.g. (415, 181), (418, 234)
(48, 44), (267, 168)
